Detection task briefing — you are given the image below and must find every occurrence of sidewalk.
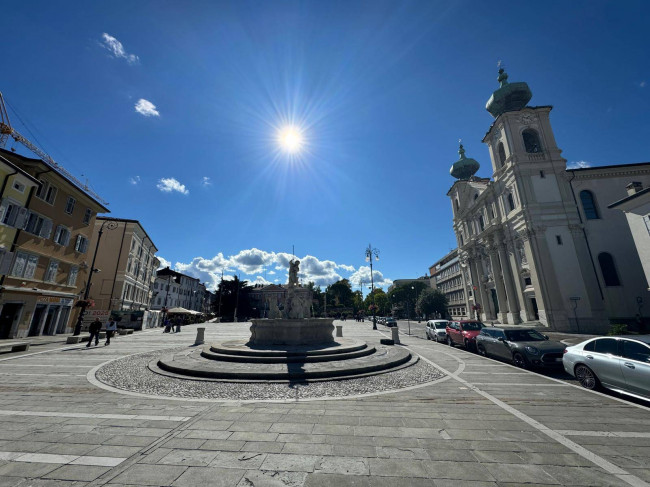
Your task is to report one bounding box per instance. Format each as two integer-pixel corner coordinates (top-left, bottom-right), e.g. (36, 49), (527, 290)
(0, 321), (647, 486)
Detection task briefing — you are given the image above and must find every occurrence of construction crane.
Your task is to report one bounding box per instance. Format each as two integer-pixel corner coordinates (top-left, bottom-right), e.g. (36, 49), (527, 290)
(0, 91), (108, 205)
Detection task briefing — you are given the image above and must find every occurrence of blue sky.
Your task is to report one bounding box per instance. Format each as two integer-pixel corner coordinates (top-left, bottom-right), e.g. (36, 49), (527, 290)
(2, 1), (648, 292)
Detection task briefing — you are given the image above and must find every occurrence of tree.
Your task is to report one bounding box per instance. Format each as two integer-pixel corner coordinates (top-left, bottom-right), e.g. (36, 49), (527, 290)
(417, 288), (448, 319)
(213, 276), (253, 321)
(388, 281), (429, 319)
(328, 279), (354, 308)
(364, 288), (390, 316)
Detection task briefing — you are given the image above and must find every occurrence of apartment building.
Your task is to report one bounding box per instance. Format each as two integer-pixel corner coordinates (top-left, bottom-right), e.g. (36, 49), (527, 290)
(429, 249), (469, 320)
(0, 148), (109, 338)
(151, 267), (206, 312)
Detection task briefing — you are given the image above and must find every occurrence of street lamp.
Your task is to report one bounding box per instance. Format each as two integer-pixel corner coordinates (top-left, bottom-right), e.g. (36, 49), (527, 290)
(365, 244), (380, 330)
(73, 219), (118, 335)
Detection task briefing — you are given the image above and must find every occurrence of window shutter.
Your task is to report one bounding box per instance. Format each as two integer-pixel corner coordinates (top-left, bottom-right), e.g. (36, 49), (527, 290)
(75, 235), (82, 252)
(0, 251), (13, 275)
(14, 207), (29, 229)
(63, 229), (71, 246)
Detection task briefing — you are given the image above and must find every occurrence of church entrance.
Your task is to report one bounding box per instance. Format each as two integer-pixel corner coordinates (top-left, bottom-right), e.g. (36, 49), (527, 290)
(530, 298), (539, 320)
(0, 303), (22, 339)
(490, 288), (499, 315)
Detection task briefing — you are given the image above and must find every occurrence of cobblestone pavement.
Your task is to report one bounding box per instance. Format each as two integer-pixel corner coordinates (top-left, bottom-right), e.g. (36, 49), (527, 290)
(0, 321), (648, 486)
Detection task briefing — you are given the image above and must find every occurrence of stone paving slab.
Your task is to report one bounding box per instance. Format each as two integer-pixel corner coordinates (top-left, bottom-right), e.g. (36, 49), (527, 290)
(0, 322), (647, 486)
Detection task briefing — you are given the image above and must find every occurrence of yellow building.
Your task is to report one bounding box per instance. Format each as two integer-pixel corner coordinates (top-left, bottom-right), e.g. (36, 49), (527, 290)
(0, 149), (109, 338)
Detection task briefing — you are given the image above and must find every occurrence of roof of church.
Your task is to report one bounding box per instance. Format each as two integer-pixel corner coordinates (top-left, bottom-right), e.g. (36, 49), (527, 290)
(566, 161), (650, 173)
(608, 187), (650, 209)
(485, 68), (533, 119)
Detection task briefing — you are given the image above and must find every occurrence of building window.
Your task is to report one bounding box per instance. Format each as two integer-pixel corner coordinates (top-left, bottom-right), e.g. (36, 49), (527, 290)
(598, 252), (621, 286)
(579, 190), (600, 220)
(474, 193), (479, 201)
(24, 212), (53, 238)
(524, 277), (532, 287)
(0, 199), (20, 226)
(10, 252), (39, 279)
(36, 180), (57, 204)
(44, 260), (59, 282)
(478, 215), (485, 232)
(540, 170), (545, 178)
(83, 208), (92, 225)
(12, 181), (25, 193)
(522, 129), (542, 153)
(455, 199), (459, 211)
(53, 225), (71, 246)
(74, 235), (89, 253)
(497, 142), (506, 167)
(556, 235), (563, 245)
(67, 266), (79, 286)
(65, 197), (76, 215)
(507, 193), (516, 212)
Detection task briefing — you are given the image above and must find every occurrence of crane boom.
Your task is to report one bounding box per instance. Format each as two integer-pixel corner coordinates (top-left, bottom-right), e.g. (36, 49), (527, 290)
(0, 92), (108, 206)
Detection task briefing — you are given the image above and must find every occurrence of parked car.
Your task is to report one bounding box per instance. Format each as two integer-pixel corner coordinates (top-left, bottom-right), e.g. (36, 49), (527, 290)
(385, 317), (397, 327)
(476, 327), (565, 368)
(426, 320), (449, 342)
(563, 335), (650, 401)
(446, 320), (484, 350)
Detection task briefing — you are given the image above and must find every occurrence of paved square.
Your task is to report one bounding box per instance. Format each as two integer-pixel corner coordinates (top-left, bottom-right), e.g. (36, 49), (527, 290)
(0, 321), (648, 486)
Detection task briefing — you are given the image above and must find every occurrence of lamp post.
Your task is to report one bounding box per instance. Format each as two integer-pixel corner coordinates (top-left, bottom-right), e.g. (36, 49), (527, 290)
(365, 244), (380, 330)
(73, 219), (118, 335)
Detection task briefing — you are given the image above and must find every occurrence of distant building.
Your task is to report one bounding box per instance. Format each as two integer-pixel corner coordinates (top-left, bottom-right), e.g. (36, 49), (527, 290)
(446, 69), (650, 333)
(387, 277), (429, 293)
(0, 148), (109, 338)
(249, 284), (287, 317)
(87, 217), (159, 315)
(152, 267), (205, 312)
(429, 249), (469, 320)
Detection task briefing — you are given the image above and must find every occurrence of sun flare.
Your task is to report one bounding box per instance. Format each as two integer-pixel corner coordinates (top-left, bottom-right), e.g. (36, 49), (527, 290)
(277, 126), (304, 153)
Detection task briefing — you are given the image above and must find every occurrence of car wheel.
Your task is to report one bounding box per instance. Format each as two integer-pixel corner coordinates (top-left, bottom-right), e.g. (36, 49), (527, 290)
(575, 364), (599, 390)
(477, 344), (487, 357)
(464, 339), (472, 351)
(513, 352), (527, 368)
(446, 335), (454, 347)
(426, 333), (430, 340)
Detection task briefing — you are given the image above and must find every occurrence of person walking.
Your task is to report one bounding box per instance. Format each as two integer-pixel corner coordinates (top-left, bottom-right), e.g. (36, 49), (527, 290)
(105, 319), (117, 346)
(87, 318), (101, 347)
(163, 318), (171, 333)
(174, 316), (182, 333)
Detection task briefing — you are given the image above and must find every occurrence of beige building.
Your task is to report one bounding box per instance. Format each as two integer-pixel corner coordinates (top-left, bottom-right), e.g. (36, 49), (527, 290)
(152, 268), (206, 313)
(429, 249), (469, 320)
(86, 217), (159, 320)
(0, 148), (109, 338)
(446, 69), (650, 333)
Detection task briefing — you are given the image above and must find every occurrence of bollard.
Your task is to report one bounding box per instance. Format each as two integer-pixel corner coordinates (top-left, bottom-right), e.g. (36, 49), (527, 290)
(335, 325), (343, 337)
(391, 327), (400, 344)
(195, 327), (205, 345)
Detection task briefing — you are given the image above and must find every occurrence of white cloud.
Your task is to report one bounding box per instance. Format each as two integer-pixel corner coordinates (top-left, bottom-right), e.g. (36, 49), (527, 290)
(157, 177), (189, 195)
(349, 266), (393, 289)
(157, 256), (171, 269)
(166, 248), (384, 291)
(567, 160), (592, 169)
(135, 99), (160, 117)
(640, 81), (646, 88)
(129, 175), (141, 185)
(202, 176), (212, 187)
(100, 33), (139, 64)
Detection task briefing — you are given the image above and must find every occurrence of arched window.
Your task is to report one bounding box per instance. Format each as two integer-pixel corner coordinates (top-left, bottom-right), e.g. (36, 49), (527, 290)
(507, 193), (516, 212)
(474, 193), (479, 201)
(478, 215), (485, 231)
(455, 199), (459, 211)
(497, 142), (506, 167)
(598, 252), (621, 286)
(522, 129), (542, 153)
(580, 190), (600, 219)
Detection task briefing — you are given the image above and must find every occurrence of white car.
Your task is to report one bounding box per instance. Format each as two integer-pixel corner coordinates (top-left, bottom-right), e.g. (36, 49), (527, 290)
(563, 335), (650, 402)
(426, 320), (449, 342)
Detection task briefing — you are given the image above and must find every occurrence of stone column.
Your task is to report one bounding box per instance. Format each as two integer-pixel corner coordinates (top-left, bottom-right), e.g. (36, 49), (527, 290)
(469, 252), (492, 321)
(478, 253), (497, 321)
(488, 247), (509, 323)
(508, 239), (530, 323)
(498, 243), (522, 324)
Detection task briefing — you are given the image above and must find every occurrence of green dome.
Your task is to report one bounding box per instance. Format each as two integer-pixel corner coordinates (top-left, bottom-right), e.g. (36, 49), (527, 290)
(485, 68), (532, 118)
(450, 143), (480, 180)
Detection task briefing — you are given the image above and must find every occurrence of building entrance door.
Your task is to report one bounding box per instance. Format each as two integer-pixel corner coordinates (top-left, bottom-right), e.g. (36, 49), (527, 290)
(490, 288), (499, 315)
(42, 306), (60, 335)
(531, 298), (539, 320)
(56, 307), (71, 334)
(29, 305), (47, 336)
(0, 303), (22, 339)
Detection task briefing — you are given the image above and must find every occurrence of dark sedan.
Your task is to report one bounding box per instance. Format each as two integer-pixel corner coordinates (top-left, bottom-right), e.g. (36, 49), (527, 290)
(476, 327), (565, 368)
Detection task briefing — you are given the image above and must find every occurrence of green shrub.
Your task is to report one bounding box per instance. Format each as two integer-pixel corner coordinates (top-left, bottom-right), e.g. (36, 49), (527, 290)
(607, 324), (628, 336)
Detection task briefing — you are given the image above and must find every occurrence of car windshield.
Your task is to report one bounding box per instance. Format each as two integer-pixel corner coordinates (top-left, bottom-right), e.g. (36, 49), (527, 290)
(461, 322), (483, 331)
(504, 329), (546, 342)
(435, 323), (448, 329)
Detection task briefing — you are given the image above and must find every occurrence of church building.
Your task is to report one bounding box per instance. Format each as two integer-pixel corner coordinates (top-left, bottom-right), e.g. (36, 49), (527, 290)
(447, 69), (650, 334)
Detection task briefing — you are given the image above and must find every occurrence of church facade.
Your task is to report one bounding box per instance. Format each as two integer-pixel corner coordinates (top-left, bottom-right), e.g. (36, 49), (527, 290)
(447, 69), (650, 333)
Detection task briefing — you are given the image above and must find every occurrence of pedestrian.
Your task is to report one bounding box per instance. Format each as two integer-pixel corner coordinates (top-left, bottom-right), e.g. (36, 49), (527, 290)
(105, 319), (117, 346)
(163, 318), (171, 333)
(87, 318), (101, 347)
(174, 316), (182, 333)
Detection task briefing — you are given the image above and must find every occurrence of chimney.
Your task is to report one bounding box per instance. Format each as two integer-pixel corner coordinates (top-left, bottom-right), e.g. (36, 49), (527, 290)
(626, 181), (643, 195)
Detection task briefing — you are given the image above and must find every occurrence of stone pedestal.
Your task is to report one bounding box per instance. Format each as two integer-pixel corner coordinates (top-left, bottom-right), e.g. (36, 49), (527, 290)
(336, 325), (343, 337)
(391, 327), (400, 344)
(195, 327), (205, 345)
(249, 318), (335, 346)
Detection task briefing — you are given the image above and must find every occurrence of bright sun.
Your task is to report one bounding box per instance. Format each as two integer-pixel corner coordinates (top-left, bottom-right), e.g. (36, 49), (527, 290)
(277, 126), (304, 153)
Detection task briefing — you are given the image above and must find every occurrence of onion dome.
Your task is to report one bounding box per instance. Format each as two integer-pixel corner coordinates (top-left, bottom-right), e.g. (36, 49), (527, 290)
(485, 68), (532, 118)
(450, 142), (480, 180)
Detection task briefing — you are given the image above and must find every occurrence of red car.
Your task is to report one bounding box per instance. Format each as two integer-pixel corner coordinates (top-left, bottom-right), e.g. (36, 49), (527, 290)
(446, 320), (485, 350)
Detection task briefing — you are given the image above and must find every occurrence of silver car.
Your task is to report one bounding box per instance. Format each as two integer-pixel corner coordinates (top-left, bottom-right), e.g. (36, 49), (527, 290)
(563, 335), (650, 402)
(426, 320), (449, 342)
